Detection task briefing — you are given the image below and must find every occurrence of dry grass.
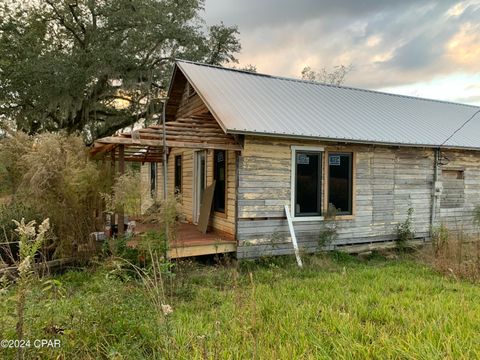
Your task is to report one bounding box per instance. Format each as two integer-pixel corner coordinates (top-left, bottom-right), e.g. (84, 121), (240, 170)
(0, 132), (111, 259)
(418, 224), (480, 282)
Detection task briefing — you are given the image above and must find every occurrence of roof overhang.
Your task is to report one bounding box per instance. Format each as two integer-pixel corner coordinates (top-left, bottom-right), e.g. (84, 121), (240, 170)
(91, 115), (242, 163)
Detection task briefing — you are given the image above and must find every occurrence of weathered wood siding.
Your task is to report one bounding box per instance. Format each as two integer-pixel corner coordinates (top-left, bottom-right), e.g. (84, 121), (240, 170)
(237, 136), (480, 258)
(140, 148), (237, 236)
(140, 89), (237, 236)
(437, 152), (480, 231)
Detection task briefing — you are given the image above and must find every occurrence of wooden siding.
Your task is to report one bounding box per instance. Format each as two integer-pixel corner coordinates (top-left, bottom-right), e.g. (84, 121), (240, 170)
(437, 153), (480, 229)
(237, 136), (480, 258)
(140, 148), (237, 236)
(140, 91), (237, 236)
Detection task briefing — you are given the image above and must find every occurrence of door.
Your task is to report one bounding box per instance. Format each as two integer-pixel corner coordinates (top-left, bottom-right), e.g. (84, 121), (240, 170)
(193, 150), (207, 224)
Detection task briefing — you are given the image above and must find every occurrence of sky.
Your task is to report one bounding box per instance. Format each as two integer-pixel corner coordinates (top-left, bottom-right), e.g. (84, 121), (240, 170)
(203, 0), (480, 105)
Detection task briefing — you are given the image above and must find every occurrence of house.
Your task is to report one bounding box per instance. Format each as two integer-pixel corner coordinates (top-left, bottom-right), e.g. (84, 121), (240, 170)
(92, 60), (480, 259)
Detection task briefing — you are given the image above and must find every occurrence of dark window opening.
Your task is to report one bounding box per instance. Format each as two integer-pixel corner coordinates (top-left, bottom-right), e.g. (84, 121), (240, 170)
(295, 152), (322, 217)
(174, 155), (182, 194)
(150, 162), (157, 197)
(188, 83), (197, 98)
(328, 153), (353, 215)
(213, 150), (226, 213)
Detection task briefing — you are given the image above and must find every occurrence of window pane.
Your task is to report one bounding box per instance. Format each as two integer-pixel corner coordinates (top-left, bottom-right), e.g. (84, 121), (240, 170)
(295, 152), (321, 216)
(214, 150), (226, 213)
(328, 153), (352, 214)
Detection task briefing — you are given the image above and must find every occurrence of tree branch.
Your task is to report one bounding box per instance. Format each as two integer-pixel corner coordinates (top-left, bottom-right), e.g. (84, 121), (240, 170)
(68, 2), (86, 36)
(91, 110), (148, 142)
(45, 0), (85, 48)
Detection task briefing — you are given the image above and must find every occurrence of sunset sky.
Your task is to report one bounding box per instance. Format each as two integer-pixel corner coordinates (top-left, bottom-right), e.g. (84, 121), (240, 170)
(204, 0), (480, 105)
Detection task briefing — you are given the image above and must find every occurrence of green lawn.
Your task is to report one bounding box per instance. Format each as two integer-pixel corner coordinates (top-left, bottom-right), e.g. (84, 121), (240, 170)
(1, 253), (480, 359)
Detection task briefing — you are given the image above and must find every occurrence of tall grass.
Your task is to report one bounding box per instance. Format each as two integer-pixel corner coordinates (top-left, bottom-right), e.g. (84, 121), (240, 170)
(1, 254), (480, 359)
(0, 132), (111, 259)
(422, 220), (480, 282)
(11, 218), (50, 360)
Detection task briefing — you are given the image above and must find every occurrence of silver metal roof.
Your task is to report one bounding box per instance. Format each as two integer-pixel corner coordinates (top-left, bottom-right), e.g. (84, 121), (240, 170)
(176, 60), (480, 150)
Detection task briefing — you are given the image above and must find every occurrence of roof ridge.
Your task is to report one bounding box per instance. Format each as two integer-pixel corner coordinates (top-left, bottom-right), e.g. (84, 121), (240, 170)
(175, 59), (480, 110)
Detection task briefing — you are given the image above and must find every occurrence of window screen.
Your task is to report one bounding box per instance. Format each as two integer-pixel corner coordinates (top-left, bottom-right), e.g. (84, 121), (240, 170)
(294, 152), (322, 217)
(213, 150), (226, 213)
(174, 155), (182, 194)
(328, 153), (353, 215)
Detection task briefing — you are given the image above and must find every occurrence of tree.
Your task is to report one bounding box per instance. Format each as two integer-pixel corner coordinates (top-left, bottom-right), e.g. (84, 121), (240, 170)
(0, 0), (241, 142)
(301, 64), (352, 86)
(238, 64), (258, 73)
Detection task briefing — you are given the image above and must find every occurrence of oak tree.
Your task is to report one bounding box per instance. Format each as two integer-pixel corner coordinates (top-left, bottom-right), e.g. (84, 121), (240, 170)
(0, 0), (241, 141)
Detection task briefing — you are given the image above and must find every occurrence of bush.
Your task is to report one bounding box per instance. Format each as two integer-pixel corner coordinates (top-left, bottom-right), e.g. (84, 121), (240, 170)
(318, 205), (338, 248)
(396, 207), (415, 250)
(474, 205), (480, 229)
(420, 223), (480, 282)
(0, 132), (111, 259)
(102, 169), (142, 218)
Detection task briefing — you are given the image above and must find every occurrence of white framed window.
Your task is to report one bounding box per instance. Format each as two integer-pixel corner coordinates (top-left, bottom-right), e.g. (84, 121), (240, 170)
(291, 146), (324, 221)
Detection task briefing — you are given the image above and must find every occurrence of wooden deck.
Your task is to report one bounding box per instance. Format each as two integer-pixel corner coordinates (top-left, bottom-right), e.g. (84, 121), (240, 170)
(132, 222), (236, 259)
(168, 223), (236, 259)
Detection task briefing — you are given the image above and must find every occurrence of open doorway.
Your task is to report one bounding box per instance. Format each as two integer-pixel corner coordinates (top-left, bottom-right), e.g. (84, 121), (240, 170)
(193, 150), (207, 224)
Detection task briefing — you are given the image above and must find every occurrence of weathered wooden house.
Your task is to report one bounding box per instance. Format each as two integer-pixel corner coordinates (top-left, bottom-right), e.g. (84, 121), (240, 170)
(92, 60), (480, 259)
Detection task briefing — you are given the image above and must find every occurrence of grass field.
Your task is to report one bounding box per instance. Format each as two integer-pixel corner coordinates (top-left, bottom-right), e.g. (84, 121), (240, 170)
(1, 253), (480, 359)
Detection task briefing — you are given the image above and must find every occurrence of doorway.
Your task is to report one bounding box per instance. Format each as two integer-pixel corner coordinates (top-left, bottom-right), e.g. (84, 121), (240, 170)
(193, 150), (207, 224)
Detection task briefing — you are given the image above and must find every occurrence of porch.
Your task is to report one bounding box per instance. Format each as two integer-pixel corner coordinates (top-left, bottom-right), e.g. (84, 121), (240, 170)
(169, 223), (236, 258)
(91, 115), (241, 259)
(131, 221), (236, 259)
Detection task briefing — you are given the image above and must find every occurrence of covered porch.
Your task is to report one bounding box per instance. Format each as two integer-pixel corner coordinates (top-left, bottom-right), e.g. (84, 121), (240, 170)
(90, 115), (242, 258)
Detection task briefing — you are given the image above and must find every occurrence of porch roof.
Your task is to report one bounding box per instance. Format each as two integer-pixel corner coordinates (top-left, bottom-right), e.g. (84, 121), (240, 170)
(90, 114), (242, 162)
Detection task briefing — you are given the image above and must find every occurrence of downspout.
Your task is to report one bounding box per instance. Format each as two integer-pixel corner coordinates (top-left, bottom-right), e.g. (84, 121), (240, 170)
(430, 148), (440, 236)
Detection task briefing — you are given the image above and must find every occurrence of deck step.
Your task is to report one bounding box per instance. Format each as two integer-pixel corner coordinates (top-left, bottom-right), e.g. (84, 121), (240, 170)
(168, 241), (236, 259)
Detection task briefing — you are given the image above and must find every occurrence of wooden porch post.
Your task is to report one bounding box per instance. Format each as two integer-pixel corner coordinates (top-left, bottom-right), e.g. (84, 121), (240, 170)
(161, 99), (169, 258)
(109, 149), (116, 238)
(118, 144), (125, 236)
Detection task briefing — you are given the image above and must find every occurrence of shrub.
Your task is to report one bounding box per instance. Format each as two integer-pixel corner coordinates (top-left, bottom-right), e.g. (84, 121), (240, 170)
(0, 130), (31, 195)
(420, 222), (480, 282)
(0, 132), (110, 259)
(102, 169), (142, 219)
(431, 223), (449, 257)
(396, 207), (415, 250)
(474, 205), (480, 230)
(12, 218), (50, 360)
(318, 205), (338, 248)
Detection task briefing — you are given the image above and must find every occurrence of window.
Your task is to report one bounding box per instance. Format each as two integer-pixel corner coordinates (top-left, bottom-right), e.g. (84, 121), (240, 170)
(182, 83), (197, 102)
(150, 162), (157, 197)
(213, 150), (226, 213)
(328, 153), (353, 215)
(188, 83), (197, 98)
(291, 147), (355, 220)
(441, 169), (465, 208)
(294, 150), (322, 217)
(174, 155), (182, 194)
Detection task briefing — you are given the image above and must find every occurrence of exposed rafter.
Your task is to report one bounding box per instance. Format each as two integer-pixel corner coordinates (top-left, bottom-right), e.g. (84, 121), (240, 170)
(90, 115), (242, 162)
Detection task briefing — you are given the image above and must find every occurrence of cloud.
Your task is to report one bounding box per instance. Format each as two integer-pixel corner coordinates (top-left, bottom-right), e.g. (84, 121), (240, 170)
(203, 0), (480, 104)
(204, 0), (422, 30)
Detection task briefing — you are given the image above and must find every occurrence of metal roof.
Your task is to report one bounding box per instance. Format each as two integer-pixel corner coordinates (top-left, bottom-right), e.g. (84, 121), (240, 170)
(176, 60), (480, 150)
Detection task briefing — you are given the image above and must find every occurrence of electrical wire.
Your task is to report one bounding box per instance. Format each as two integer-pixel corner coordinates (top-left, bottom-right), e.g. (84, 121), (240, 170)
(440, 109), (480, 147)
